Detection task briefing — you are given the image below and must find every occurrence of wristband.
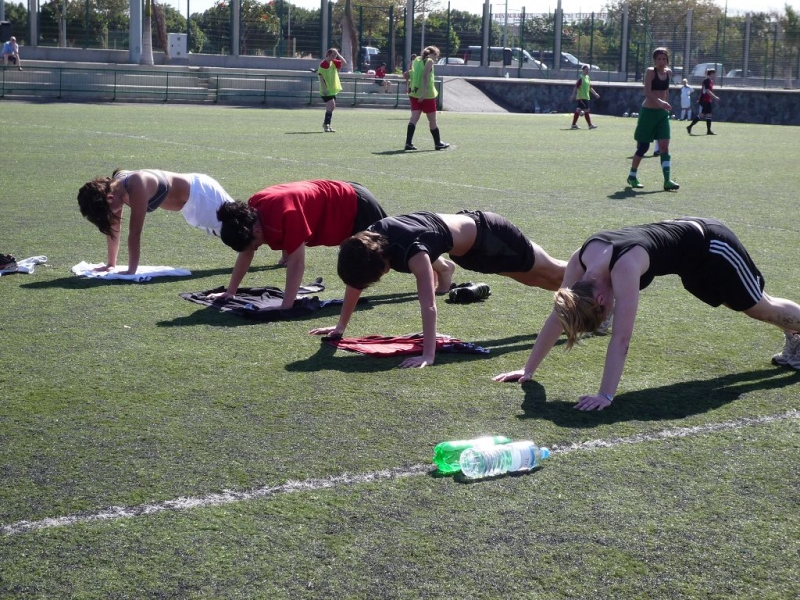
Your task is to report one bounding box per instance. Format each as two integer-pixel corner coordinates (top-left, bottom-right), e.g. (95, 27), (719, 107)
(599, 392), (614, 403)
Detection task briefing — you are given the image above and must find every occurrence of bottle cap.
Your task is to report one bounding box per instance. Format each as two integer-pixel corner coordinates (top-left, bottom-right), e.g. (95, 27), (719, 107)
(541, 447), (550, 460)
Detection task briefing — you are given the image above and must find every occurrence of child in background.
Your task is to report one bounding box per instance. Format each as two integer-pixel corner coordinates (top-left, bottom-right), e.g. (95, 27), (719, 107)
(318, 48), (345, 132)
(679, 78), (693, 121)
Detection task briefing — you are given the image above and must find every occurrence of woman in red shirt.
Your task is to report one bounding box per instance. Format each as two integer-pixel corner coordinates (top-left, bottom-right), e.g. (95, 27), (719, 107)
(210, 180), (387, 310)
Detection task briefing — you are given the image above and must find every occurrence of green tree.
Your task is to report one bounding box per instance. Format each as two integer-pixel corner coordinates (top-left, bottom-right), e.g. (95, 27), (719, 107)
(781, 4), (800, 85)
(2, 1), (28, 44)
(239, 0), (278, 55)
(417, 9), (458, 56)
(196, 1), (231, 54)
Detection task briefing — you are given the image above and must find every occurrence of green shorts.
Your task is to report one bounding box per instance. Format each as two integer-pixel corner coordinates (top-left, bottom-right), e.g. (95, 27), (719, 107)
(633, 106), (671, 143)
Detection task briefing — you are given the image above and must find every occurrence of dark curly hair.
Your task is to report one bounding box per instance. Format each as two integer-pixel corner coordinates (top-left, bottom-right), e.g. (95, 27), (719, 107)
(217, 201), (259, 252)
(77, 170), (121, 236)
(337, 231), (389, 290)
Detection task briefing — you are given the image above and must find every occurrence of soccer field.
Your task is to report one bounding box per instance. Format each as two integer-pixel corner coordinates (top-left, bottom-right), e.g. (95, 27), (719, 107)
(1, 102), (798, 598)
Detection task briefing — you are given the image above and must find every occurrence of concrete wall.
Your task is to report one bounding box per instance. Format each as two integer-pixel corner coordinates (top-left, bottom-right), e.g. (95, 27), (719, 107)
(19, 46), (318, 71)
(470, 78), (800, 126)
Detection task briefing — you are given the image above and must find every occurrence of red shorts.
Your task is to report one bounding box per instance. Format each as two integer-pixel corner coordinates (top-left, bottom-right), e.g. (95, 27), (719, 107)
(410, 97), (437, 114)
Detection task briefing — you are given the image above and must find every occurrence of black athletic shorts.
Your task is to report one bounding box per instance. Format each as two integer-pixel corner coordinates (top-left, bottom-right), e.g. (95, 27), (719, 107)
(450, 210), (535, 274)
(679, 218), (764, 311)
(347, 182), (388, 235)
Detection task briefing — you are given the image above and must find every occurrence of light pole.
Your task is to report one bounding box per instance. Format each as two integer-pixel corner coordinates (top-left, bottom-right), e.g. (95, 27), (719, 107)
(503, 0), (509, 47)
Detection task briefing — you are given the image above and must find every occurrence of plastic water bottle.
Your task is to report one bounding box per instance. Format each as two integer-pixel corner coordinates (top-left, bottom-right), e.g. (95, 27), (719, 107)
(459, 440), (550, 479)
(433, 436), (512, 473)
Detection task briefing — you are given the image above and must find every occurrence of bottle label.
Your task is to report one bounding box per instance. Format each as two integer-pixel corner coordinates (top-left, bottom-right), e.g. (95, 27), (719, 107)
(509, 442), (535, 471)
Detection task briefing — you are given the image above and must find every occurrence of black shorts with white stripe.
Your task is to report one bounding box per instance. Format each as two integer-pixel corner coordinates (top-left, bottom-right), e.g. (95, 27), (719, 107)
(679, 218), (765, 311)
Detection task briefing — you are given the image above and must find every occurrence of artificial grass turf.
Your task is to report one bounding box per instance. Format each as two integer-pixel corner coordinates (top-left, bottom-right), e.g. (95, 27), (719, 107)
(0, 101), (798, 597)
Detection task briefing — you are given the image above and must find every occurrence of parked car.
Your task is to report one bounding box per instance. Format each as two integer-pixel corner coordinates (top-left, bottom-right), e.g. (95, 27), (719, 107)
(691, 62), (723, 76)
(726, 69), (753, 78)
(530, 50), (599, 71)
(465, 46), (547, 71)
(437, 57), (465, 65)
(358, 46), (380, 71)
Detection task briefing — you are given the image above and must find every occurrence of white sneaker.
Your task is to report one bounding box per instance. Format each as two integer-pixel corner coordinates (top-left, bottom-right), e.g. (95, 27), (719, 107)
(581, 311), (613, 339)
(589, 125), (598, 130)
(570, 124), (580, 130)
(772, 332), (800, 369)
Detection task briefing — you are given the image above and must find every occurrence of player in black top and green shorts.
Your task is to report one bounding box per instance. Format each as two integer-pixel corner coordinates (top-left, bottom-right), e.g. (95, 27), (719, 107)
(627, 47), (680, 191)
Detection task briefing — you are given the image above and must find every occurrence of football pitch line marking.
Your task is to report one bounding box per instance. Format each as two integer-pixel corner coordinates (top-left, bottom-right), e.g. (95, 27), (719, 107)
(3, 410), (796, 537)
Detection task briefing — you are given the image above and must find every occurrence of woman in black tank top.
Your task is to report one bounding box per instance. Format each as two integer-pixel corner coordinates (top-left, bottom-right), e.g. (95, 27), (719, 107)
(626, 47), (680, 192)
(494, 218), (800, 411)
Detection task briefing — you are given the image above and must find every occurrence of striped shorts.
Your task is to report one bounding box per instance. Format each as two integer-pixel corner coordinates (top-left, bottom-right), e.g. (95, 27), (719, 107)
(679, 218), (764, 311)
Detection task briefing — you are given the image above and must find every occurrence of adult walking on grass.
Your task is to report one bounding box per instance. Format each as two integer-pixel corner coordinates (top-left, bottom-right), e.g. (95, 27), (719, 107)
(626, 47), (680, 191)
(687, 68), (720, 135)
(309, 210), (567, 368)
(318, 48), (345, 132)
(405, 46), (449, 151)
(570, 65), (599, 130)
(493, 217), (800, 409)
(78, 169), (234, 275)
(210, 180), (387, 310)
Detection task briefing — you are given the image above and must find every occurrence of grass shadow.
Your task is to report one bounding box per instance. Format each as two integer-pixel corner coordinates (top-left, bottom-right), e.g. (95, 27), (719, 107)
(359, 291), (420, 306)
(284, 339), (401, 374)
(607, 188), (663, 200)
(517, 367), (799, 426)
(157, 300), (370, 328)
(285, 334), (496, 373)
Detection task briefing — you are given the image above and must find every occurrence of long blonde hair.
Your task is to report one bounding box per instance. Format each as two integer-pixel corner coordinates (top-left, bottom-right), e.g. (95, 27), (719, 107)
(553, 280), (605, 349)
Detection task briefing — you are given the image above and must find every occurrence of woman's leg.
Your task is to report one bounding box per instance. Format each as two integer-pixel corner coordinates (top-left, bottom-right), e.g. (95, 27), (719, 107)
(500, 243), (567, 291)
(431, 257), (456, 294)
(744, 293), (800, 333)
(745, 293), (800, 368)
(405, 110), (422, 149)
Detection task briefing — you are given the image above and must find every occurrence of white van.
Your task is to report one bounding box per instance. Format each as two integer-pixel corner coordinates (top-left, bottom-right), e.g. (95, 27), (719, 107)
(465, 46), (547, 71)
(692, 62), (723, 77)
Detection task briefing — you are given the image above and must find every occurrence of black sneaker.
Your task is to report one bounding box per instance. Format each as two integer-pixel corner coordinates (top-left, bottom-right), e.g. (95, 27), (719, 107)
(707, 131), (716, 135)
(404, 143), (418, 151)
(0, 253), (17, 271)
(448, 283), (491, 304)
(435, 142), (450, 151)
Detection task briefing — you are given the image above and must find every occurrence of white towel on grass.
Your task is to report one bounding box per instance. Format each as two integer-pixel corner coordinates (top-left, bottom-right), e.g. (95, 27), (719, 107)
(71, 262), (191, 283)
(0, 255), (48, 276)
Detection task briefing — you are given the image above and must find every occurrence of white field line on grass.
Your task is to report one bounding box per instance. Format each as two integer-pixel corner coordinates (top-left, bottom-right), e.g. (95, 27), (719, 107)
(3, 410), (797, 537)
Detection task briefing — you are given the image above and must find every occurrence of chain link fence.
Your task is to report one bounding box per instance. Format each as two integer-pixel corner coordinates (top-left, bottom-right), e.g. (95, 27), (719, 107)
(3, 1), (797, 87)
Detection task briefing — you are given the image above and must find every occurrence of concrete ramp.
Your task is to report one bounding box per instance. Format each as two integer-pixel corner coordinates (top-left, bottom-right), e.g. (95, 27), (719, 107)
(441, 77), (509, 113)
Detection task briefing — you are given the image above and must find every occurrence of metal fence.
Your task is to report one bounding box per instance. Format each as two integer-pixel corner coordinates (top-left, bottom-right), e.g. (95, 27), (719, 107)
(0, 63), (418, 107)
(3, 1), (797, 87)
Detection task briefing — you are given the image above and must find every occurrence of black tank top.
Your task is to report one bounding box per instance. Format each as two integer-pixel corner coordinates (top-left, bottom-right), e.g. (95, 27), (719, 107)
(578, 218), (709, 290)
(368, 212), (453, 273)
(651, 70), (670, 91)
